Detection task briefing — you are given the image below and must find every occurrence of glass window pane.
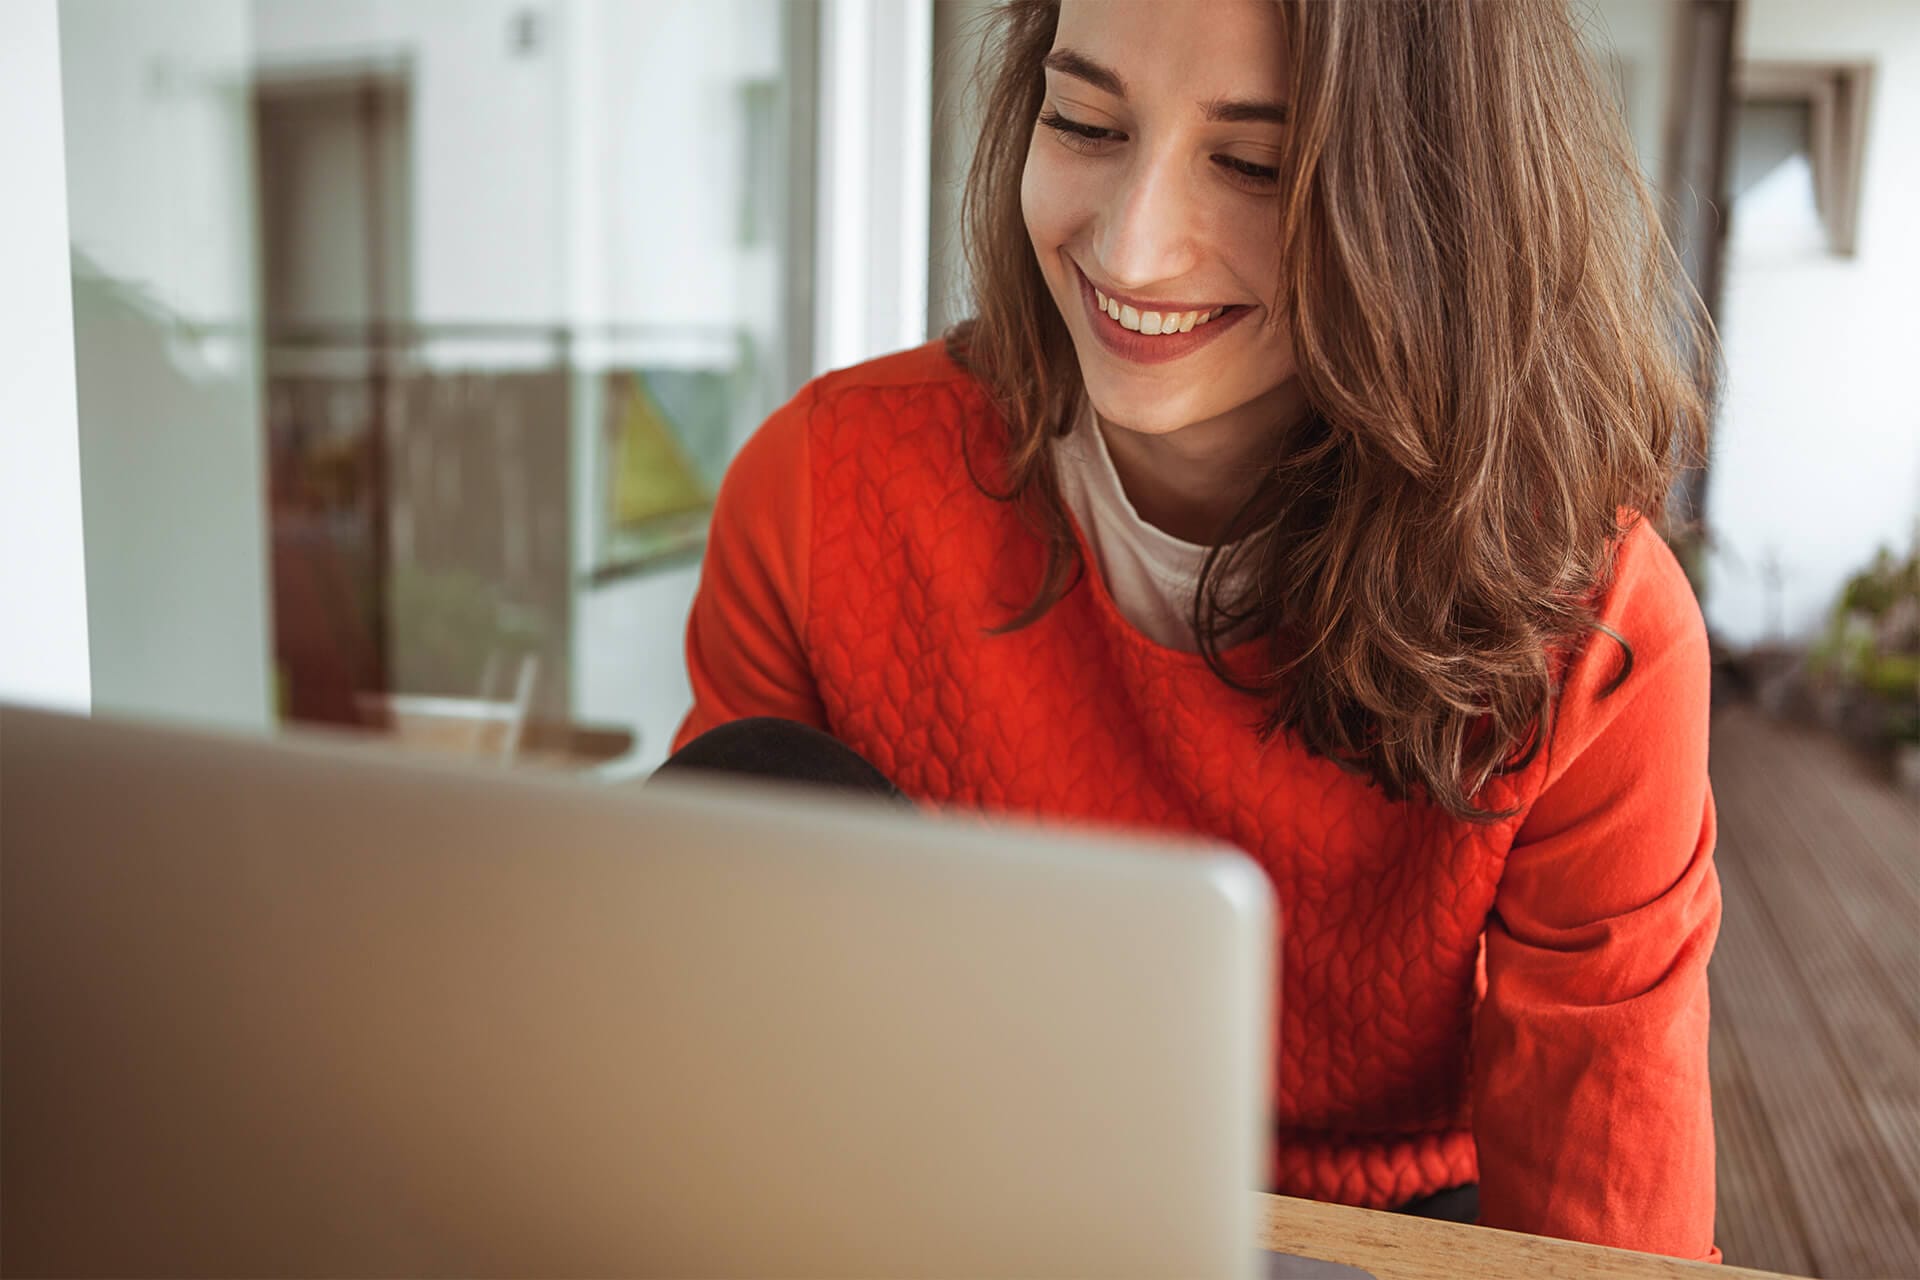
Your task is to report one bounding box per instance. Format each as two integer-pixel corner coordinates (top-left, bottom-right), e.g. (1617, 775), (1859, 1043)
(59, 0), (815, 772)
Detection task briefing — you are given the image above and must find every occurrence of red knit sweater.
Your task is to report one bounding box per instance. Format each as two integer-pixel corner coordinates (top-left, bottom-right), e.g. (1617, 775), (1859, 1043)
(675, 341), (1722, 1262)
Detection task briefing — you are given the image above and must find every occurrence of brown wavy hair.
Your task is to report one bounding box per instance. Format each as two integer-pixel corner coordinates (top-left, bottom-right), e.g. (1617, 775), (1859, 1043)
(944, 0), (1716, 821)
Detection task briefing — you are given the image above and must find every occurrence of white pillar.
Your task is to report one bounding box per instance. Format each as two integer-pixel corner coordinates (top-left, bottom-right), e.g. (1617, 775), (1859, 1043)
(813, 0), (933, 375)
(0, 0), (91, 714)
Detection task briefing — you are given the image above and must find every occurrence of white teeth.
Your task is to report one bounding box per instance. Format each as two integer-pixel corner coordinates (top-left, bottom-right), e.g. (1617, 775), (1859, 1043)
(1098, 293), (1226, 334)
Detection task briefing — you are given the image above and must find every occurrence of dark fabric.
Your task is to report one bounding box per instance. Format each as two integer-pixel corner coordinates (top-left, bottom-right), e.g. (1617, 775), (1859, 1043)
(652, 717), (908, 802)
(1392, 1182), (1479, 1223)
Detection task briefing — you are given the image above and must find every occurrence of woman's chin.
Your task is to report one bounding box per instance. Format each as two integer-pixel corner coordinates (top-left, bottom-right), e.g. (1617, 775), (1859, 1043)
(1082, 383), (1217, 438)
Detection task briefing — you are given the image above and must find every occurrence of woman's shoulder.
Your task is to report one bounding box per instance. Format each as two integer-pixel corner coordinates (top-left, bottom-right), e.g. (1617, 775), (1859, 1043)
(1591, 513), (1707, 670)
(741, 340), (986, 461)
(1546, 512), (1710, 754)
(812, 340), (993, 452)
(726, 341), (978, 489)
(754, 341), (995, 502)
(715, 341), (994, 557)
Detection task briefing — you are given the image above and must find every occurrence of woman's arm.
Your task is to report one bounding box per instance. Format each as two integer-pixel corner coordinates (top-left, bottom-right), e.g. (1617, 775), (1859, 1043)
(1471, 521), (1723, 1262)
(673, 381), (827, 752)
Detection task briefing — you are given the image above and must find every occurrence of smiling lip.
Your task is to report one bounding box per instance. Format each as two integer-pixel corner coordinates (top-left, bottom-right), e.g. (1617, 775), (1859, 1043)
(1073, 262), (1251, 366)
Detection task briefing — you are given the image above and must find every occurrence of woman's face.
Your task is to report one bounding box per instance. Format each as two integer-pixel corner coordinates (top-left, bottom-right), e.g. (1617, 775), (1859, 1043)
(1021, 0), (1297, 439)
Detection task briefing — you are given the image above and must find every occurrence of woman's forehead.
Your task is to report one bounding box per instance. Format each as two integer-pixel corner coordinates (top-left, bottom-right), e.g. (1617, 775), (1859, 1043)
(1050, 0), (1291, 103)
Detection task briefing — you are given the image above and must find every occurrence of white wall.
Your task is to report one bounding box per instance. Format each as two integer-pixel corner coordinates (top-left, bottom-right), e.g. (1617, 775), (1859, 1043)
(60, 1), (256, 321)
(1704, 0), (1920, 646)
(574, 561), (699, 770)
(252, 0), (778, 340)
(0, 0), (91, 714)
(599, 1), (776, 337)
(253, 0), (568, 329)
(59, 0), (274, 731)
(1582, 0), (1676, 186)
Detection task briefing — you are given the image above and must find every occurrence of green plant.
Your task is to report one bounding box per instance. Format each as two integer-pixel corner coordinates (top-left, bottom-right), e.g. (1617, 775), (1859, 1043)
(1809, 542), (1920, 746)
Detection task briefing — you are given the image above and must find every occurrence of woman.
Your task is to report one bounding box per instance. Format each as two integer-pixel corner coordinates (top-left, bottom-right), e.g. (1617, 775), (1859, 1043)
(667, 0), (1721, 1261)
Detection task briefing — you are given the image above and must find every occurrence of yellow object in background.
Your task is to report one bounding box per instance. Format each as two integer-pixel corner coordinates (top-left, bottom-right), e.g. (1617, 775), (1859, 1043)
(611, 371), (712, 528)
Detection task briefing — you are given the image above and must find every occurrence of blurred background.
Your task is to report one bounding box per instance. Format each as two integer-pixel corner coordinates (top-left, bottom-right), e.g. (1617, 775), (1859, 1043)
(2, 1), (1915, 1274)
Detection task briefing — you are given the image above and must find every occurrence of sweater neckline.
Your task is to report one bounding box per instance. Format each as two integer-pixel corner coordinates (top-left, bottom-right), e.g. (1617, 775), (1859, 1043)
(1055, 496), (1270, 675)
(1051, 404), (1270, 673)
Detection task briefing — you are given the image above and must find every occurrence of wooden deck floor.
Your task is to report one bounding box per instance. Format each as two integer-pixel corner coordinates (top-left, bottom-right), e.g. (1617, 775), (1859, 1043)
(1706, 702), (1920, 1278)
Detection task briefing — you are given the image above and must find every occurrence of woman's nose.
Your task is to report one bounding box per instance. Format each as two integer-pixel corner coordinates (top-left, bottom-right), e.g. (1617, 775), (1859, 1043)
(1093, 148), (1202, 293)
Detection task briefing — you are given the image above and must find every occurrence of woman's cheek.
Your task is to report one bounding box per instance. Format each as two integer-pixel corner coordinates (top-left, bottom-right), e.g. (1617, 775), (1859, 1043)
(1019, 142), (1048, 243)
(1020, 141), (1076, 246)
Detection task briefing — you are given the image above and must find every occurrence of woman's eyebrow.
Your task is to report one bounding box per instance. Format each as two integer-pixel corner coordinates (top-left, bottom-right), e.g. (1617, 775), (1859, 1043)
(1042, 48), (1127, 96)
(1199, 95), (1289, 125)
(1041, 48), (1289, 125)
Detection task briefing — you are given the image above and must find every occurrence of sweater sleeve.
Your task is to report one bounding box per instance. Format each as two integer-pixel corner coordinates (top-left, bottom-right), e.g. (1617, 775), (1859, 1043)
(671, 380), (826, 754)
(1471, 519), (1723, 1263)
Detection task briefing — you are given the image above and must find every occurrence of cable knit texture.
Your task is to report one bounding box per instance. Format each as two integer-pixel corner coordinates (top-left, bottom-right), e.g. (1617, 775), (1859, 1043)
(675, 341), (1722, 1262)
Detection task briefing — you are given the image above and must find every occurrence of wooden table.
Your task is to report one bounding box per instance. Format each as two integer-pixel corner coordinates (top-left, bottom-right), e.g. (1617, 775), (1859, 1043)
(1257, 1194), (1806, 1279)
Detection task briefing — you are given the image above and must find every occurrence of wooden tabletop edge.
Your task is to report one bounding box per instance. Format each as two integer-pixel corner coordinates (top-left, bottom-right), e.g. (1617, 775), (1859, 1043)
(1254, 1192), (1809, 1280)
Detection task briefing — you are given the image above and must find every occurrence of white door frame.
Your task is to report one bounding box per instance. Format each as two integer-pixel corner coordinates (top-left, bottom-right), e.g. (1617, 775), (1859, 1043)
(812, 0), (934, 376)
(0, 0), (90, 713)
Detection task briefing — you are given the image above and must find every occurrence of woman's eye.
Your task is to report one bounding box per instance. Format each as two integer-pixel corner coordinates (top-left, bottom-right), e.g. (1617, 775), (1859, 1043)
(1037, 109), (1121, 149)
(1215, 155), (1280, 188)
(1039, 108), (1279, 193)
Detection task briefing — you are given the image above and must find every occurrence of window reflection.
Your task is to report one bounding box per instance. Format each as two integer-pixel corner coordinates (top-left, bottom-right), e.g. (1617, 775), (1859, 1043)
(61, 0), (811, 770)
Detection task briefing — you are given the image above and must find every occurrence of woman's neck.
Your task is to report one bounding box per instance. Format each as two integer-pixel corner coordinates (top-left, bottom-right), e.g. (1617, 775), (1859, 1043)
(1093, 377), (1308, 546)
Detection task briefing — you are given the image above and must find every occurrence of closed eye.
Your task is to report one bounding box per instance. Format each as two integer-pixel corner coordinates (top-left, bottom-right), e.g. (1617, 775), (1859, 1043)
(1037, 109), (1279, 192)
(1215, 154), (1279, 185)
(1038, 109), (1120, 147)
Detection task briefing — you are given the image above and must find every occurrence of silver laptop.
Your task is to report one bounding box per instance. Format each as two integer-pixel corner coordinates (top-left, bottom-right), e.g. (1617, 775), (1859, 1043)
(1, 705), (1275, 1278)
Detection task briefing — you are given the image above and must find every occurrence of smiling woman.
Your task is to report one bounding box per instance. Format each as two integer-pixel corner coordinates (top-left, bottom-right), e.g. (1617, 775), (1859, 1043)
(667, 0), (1722, 1264)
(1021, 7), (1301, 453)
